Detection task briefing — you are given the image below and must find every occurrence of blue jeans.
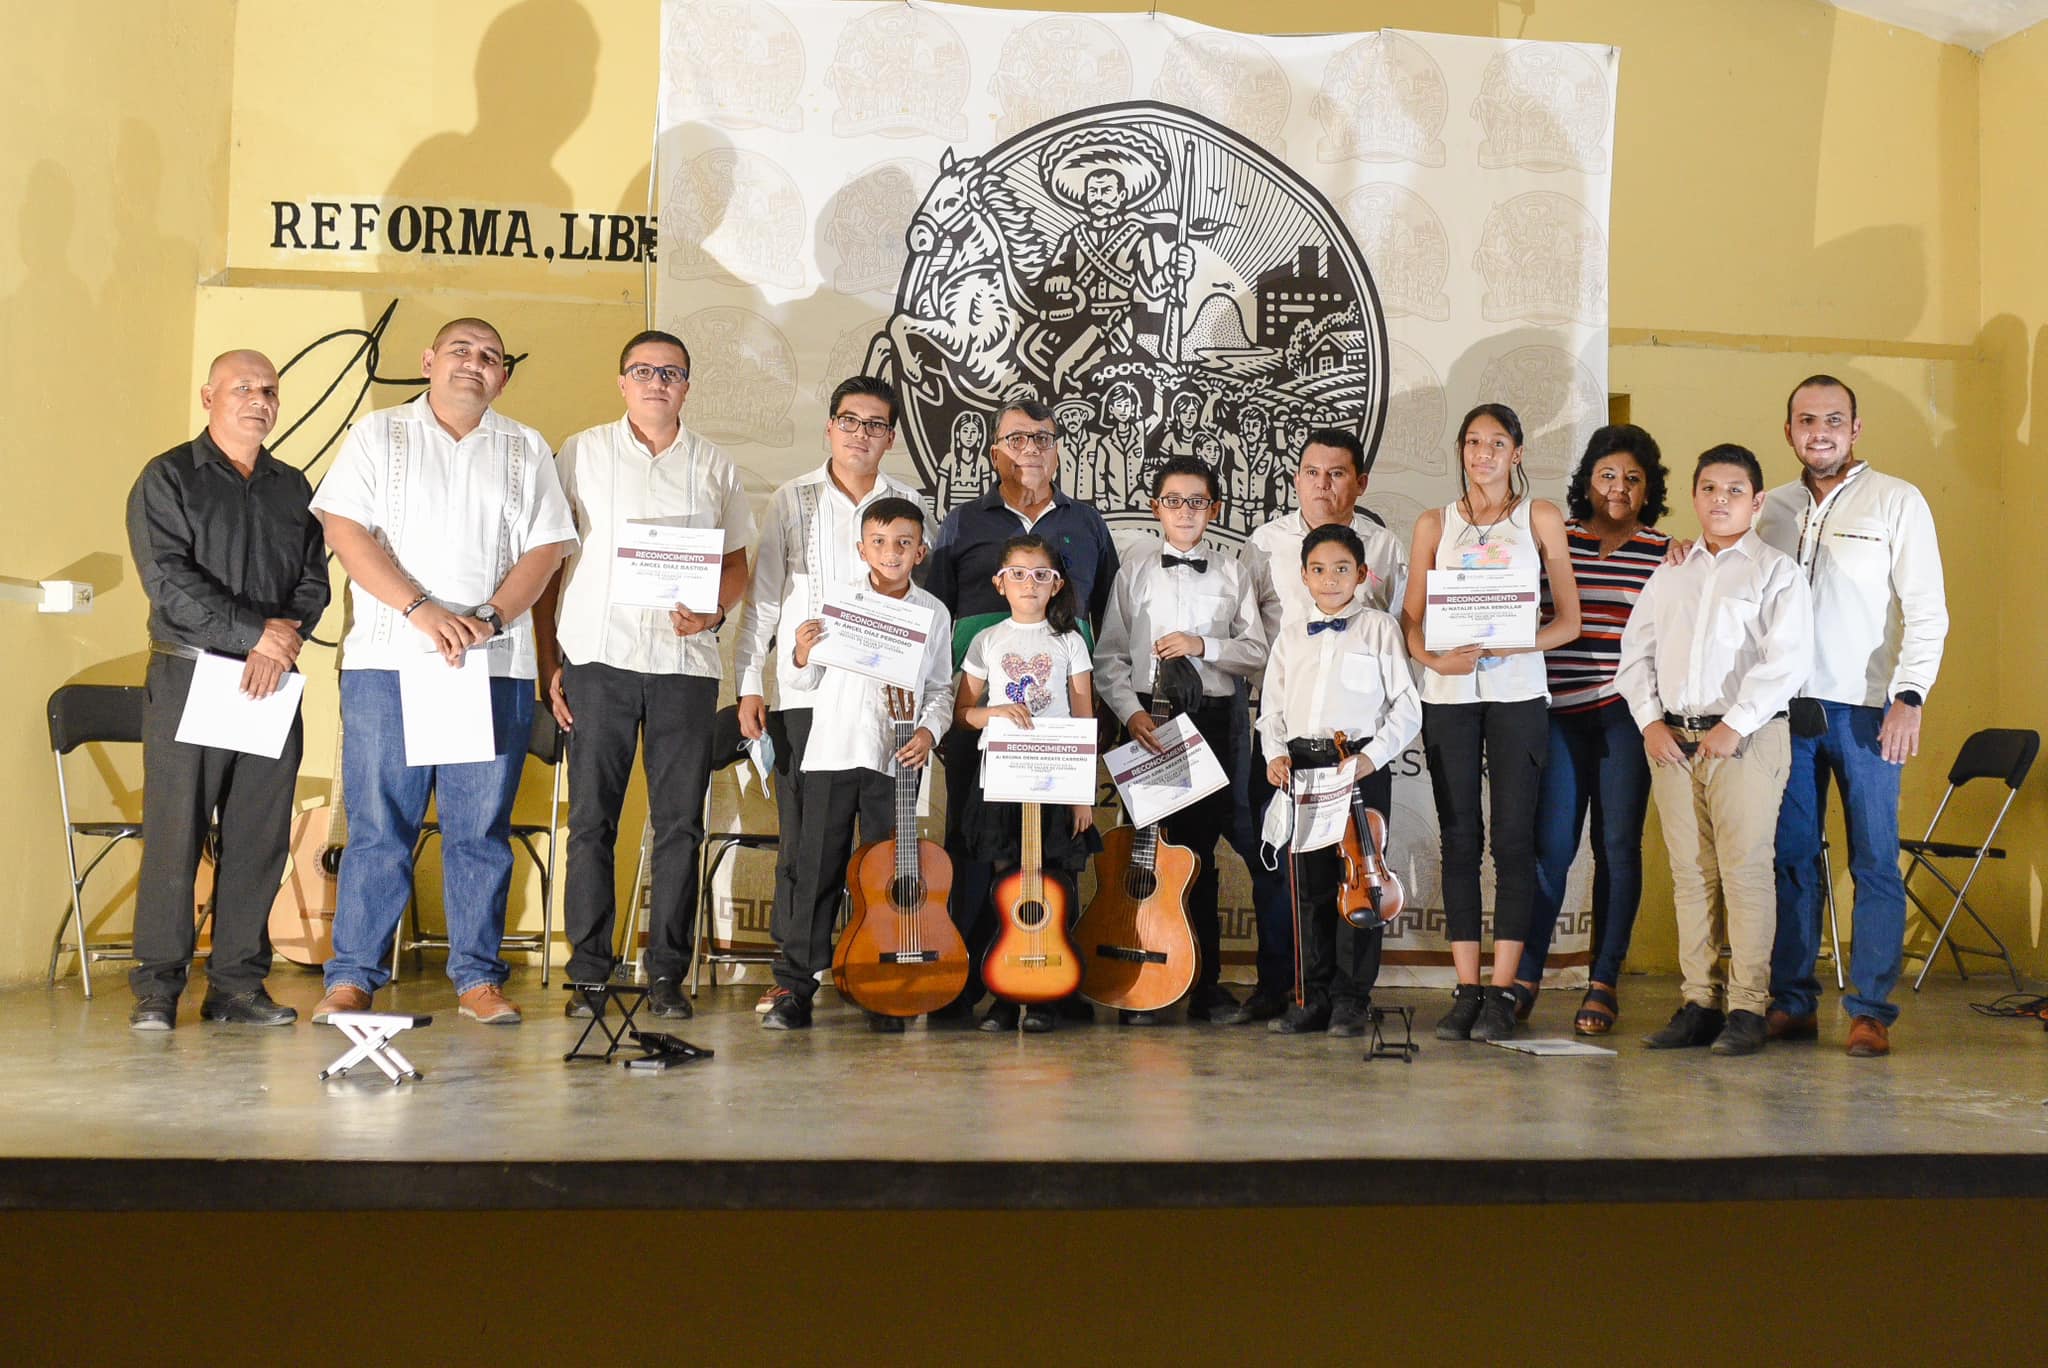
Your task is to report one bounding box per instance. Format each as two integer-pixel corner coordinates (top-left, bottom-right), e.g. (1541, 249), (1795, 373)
(1771, 702), (1905, 1024)
(1518, 699), (1651, 988)
(325, 669), (533, 996)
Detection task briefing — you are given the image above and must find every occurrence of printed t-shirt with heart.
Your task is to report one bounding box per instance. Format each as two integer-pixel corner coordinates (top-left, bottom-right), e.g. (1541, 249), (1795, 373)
(960, 617), (1093, 720)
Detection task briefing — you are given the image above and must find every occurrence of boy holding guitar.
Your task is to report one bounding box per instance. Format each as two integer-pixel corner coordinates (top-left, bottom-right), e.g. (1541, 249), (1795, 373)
(1095, 456), (1268, 1024)
(1257, 525), (1421, 1036)
(764, 498), (956, 1031)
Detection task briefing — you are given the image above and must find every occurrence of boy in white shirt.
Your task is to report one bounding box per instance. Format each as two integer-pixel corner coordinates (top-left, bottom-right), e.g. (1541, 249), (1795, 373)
(1097, 456), (1267, 1023)
(1618, 445), (1814, 1057)
(763, 498), (955, 1031)
(1256, 524), (1422, 1037)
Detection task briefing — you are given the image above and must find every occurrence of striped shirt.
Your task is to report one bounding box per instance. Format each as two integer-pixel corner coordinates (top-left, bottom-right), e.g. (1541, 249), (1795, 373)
(1543, 522), (1671, 713)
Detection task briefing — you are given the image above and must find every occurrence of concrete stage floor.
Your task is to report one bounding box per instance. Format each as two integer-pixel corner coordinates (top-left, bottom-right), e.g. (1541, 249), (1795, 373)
(5, 966), (2048, 1211)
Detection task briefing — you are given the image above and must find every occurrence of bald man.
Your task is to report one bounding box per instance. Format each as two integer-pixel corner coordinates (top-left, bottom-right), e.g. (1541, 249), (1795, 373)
(124, 350), (331, 1030)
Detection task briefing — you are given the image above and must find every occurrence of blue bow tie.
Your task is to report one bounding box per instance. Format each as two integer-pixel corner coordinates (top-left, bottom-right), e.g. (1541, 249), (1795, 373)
(1308, 617), (1350, 636)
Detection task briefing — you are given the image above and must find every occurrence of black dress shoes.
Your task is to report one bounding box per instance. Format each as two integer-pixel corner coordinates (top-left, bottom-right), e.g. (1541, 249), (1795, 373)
(130, 996), (177, 1031)
(1214, 988), (1288, 1025)
(648, 977), (694, 1019)
(199, 989), (297, 1026)
(1643, 1001), (1726, 1049)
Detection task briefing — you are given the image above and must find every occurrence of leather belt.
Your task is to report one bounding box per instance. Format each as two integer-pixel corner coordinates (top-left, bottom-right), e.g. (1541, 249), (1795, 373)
(149, 641), (208, 662)
(1662, 710), (1787, 731)
(1287, 736), (1371, 768)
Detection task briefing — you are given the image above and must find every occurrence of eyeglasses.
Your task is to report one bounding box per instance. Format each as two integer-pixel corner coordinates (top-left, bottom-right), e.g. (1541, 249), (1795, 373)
(994, 431), (1057, 453)
(624, 364), (689, 385)
(830, 413), (895, 439)
(996, 566), (1061, 585)
(1154, 495), (1216, 511)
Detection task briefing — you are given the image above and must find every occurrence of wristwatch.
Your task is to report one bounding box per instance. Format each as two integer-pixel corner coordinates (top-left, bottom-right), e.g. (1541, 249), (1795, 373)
(1893, 689), (1924, 709)
(475, 604), (505, 637)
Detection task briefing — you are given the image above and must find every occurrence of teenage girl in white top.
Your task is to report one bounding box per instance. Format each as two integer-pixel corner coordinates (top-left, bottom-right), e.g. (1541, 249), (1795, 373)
(1401, 404), (1581, 1043)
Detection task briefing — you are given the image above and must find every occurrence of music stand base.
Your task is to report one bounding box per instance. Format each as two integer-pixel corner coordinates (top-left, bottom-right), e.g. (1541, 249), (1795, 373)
(1366, 1005), (1418, 1062)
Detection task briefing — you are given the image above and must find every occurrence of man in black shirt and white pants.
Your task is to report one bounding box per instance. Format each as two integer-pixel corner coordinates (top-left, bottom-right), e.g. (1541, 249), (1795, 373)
(123, 350), (331, 1030)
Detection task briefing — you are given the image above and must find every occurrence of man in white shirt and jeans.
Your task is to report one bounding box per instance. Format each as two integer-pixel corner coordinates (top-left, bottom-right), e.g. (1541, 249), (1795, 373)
(310, 317), (578, 1026)
(1760, 375), (1948, 1058)
(536, 329), (753, 1020)
(734, 376), (925, 1013)
(1619, 445), (1813, 1057)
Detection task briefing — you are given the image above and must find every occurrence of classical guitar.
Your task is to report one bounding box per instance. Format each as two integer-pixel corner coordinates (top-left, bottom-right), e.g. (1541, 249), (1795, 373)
(832, 687), (968, 1017)
(1332, 730), (1404, 930)
(1073, 693), (1199, 1012)
(984, 800), (1083, 1005)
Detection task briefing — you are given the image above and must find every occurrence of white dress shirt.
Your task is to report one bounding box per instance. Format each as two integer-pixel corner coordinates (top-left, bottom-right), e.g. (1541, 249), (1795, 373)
(553, 416), (754, 679)
(788, 575), (955, 774)
(1256, 603), (1422, 773)
(1615, 531), (1814, 737)
(1755, 462), (1946, 708)
(735, 462), (927, 709)
(1244, 510), (1408, 642)
(1094, 537), (1267, 722)
(310, 395), (577, 678)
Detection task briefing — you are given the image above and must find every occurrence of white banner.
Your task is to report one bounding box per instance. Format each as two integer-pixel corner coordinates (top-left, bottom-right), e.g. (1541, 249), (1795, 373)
(661, 2), (1614, 983)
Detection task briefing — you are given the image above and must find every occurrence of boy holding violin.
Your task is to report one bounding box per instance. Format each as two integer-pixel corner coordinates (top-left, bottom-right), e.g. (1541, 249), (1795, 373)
(1256, 524), (1421, 1036)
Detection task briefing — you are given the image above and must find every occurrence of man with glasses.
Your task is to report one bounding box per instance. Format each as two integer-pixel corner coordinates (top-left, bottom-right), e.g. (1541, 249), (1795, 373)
(1219, 426), (1407, 1024)
(534, 329), (753, 1019)
(734, 375), (926, 1016)
(927, 398), (1120, 1016)
(312, 317), (578, 1026)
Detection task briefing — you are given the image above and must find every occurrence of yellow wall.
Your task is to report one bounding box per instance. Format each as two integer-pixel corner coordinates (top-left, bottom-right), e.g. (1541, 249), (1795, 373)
(0, 0), (2029, 985)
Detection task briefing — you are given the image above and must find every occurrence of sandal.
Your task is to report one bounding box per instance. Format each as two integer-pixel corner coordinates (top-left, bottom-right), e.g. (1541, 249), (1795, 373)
(1574, 982), (1619, 1036)
(1511, 979), (1541, 1022)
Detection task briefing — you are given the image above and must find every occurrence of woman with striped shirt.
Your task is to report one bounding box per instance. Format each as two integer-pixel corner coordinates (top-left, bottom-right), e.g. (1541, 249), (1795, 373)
(1513, 425), (1672, 1035)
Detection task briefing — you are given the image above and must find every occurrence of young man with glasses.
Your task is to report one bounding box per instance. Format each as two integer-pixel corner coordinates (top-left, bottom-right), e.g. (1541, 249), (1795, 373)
(927, 398), (1121, 1016)
(534, 329), (753, 1019)
(733, 375), (927, 1014)
(1095, 456), (1267, 1023)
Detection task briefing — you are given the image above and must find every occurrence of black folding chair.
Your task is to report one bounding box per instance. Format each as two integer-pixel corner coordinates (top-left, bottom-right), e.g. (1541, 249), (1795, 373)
(667, 704), (779, 995)
(390, 704), (568, 985)
(1902, 728), (2037, 992)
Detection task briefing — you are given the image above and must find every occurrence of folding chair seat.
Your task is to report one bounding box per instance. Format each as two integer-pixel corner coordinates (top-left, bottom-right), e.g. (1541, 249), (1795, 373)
(390, 705), (568, 984)
(45, 684), (214, 998)
(1901, 727), (2037, 992)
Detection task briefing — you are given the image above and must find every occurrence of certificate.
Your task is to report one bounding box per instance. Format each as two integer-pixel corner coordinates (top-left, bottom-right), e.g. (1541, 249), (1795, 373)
(397, 649), (495, 767)
(1104, 714), (1228, 827)
(173, 652), (305, 759)
(1289, 759), (1357, 853)
(981, 717), (1098, 805)
(1424, 567), (1539, 653)
(805, 584), (937, 689)
(611, 521), (723, 613)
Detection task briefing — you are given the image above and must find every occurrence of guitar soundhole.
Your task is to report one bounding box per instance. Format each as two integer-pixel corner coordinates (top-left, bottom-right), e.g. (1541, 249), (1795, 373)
(1123, 868), (1157, 900)
(1014, 899), (1048, 929)
(889, 875), (924, 910)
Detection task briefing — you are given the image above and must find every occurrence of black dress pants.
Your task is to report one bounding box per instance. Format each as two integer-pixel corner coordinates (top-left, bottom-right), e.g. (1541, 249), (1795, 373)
(773, 765), (893, 1000)
(130, 653), (301, 1000)
(764, 705), (812, 947)
(1284, 742), (1385, 1008)
(561, 663), (718, 984)
(1139, 694), (1236, 992)
(940, 724), (996, 1008)
(1421, 697), (1549, 944)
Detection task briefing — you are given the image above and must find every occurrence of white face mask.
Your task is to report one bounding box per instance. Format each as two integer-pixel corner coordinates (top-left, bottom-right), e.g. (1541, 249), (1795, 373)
(1258, 789), (1294, 867)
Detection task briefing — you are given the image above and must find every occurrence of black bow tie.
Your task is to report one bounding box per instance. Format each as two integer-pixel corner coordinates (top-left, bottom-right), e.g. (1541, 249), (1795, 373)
(1307, 617), (1350, 636)
(1162, 553), (1208, 573)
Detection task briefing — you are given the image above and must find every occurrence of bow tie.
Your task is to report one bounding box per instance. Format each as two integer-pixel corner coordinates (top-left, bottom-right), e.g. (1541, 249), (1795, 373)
(1307, 617), (1350, 636)
(1162, 553), (1208, 573)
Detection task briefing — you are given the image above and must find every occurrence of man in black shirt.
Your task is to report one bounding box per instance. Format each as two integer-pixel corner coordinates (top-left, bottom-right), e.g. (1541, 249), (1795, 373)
(123, 350), (330, 1030)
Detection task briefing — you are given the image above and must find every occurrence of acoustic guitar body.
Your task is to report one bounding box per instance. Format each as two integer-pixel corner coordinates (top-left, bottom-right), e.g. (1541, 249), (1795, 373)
(833, 836), (967, 1017)
(1073, 825), (1199, 1012)
(269, 804), (338, 967)
(985, 866), (1081, 1004)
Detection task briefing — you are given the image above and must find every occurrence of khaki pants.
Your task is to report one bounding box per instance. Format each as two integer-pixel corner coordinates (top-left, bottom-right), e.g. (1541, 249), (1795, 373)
(1649, 718), (1790, 1016)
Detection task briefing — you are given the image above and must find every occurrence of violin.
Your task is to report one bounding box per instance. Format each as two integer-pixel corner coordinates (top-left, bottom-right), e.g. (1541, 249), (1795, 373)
(1332, 731), (1405, 929)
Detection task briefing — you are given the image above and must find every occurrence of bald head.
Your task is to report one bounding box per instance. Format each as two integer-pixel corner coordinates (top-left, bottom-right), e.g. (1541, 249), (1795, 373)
(201, 350), (281, 461)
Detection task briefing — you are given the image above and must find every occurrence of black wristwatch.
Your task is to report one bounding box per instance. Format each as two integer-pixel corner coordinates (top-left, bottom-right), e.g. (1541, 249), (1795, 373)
(475, 604), (505, 637)
(1893, 689), (1924, 709)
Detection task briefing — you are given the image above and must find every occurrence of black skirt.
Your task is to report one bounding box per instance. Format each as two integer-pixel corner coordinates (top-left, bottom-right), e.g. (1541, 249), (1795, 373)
(960, 780), (1103, 872)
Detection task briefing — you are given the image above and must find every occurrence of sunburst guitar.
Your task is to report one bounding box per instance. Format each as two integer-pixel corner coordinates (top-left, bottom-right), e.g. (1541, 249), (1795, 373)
(831, 687), (968, 1016)
(985, 801), (1084, 1004)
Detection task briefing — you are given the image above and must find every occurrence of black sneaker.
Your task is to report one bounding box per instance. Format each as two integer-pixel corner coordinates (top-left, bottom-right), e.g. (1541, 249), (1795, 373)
(1184, 984), (1240, 1022)
(1022, 1005), (1058, 1033)
(648, 977), (694, 1019)
(979, 1001), (1021, 1033)
(199, 988), (297, 1026)
(866, 1011), (906, 1033)
(1643, 1002), (1726, 1049)
(1269, 1000), (1331, 1034)
(1710, 1009), (1768, 1057)
(130, 995), (177, 1031)
(1434, 984), (1486, 1040)
(1214, 988), (1289, 1026)
(564, 989), (597, 1020)
(761, 993), (812, 1030)
(1469, 986), (1518, 1042)
(1327, 1000), (1371, 1038)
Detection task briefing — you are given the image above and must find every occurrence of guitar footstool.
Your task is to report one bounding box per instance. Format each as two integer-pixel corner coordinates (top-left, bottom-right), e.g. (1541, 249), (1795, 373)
(1365, 1006), (1418, 1063)
(319, 1012), (432, 1084)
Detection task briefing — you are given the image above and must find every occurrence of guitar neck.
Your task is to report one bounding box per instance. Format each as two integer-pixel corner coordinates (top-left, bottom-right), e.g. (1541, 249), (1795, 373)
(1020, 801), (1042, 902)
(893, 718), (918, 887)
